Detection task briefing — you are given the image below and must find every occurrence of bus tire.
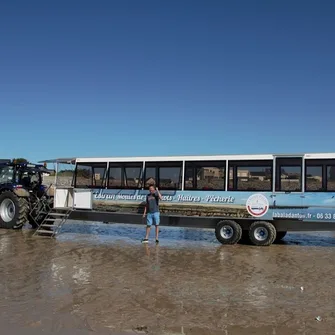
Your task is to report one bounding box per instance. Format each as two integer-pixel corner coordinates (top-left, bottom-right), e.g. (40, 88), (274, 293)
(249, 221), (276, 246)
(215, 220), (242, 245)
(275, 231), (287, 242)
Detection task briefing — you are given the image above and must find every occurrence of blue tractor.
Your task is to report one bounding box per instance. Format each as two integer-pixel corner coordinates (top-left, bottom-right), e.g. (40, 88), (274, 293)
(0, 159), (54, 229)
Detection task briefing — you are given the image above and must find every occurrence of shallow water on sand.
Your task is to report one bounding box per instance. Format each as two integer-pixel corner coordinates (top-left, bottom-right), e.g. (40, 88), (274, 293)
(1, 222), (335, 334)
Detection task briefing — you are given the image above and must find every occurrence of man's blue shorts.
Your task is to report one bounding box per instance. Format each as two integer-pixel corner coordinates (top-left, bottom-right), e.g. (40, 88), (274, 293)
(146, 212), (160, 227)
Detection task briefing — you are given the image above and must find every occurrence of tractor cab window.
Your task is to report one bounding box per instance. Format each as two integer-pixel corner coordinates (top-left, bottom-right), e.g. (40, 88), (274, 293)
(0, 166), (14, 184)
(19, 169), (41, 188)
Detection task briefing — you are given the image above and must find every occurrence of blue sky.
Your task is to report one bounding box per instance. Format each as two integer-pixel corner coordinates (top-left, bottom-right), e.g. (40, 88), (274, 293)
(1, 0), (334, 163)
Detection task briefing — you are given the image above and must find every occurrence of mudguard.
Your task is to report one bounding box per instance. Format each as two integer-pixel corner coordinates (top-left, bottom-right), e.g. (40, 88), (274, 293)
(13, 188), (30, 197)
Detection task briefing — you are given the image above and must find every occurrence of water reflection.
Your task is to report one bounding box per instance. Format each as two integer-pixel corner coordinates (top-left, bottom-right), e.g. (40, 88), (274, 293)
(60, 221), (335, 247)
(72, 265), (91, 284)
(60, 222), (217, 246)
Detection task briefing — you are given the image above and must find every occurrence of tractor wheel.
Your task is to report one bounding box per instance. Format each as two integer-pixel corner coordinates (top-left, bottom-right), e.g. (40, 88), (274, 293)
(0, 191), (29, 229)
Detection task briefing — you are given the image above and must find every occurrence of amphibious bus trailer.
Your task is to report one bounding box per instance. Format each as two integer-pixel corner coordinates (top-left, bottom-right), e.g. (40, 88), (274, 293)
(41, 153), (335, 246)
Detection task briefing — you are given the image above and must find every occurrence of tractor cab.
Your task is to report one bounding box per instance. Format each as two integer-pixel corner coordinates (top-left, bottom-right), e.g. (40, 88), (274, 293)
(16, 165), (43, 189)
(0, 161), (49, 189)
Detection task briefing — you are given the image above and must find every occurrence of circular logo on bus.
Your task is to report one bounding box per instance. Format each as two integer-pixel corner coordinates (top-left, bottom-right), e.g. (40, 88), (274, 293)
(246, 194), (269, 217)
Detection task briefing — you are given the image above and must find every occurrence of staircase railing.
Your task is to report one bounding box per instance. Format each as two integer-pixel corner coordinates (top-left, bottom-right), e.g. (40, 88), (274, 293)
(33, 207), (72, 238)
(29, 183), (54, 228)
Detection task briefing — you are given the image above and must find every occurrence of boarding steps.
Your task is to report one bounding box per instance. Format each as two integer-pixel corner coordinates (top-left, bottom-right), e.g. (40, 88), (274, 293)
(33, 207), (72, 238)
(29, 184), (54, 226)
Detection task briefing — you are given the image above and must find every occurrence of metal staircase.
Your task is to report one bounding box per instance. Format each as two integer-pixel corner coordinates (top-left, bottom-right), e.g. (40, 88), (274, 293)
(28, 183), (73, 238)
(33, 207), (72, 238)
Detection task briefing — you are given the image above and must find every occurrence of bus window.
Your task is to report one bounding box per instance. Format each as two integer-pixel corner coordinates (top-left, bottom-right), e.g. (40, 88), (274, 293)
(184, 165), (195, 189)
(159, 166), (182, 190)
(144, 166), (157, 188)
(304, 159), (335, 192)
(305, 164), (323, 191)
(108, 164), (122, 188)
(185, 161), (225, 190)
(275, 157), (302, 192)
(75, 162), (107, 188)
(123, 163), (143, 189)
(327, 166), (335, 191)
(228, 160), (272, 191)
(108, 162), (143, 189)
(144, 162), (183, 190)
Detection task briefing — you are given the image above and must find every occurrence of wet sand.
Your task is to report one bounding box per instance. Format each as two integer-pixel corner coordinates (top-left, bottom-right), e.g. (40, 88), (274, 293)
(1, 222), (335, 334)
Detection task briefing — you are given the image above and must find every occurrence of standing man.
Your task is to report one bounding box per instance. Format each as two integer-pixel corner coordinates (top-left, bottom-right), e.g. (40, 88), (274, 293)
(142, 184), (162, 244)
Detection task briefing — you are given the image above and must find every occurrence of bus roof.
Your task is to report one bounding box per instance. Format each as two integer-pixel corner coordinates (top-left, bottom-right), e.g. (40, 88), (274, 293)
(40, 152), (335, 164)
(38, 158), (76, 164)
